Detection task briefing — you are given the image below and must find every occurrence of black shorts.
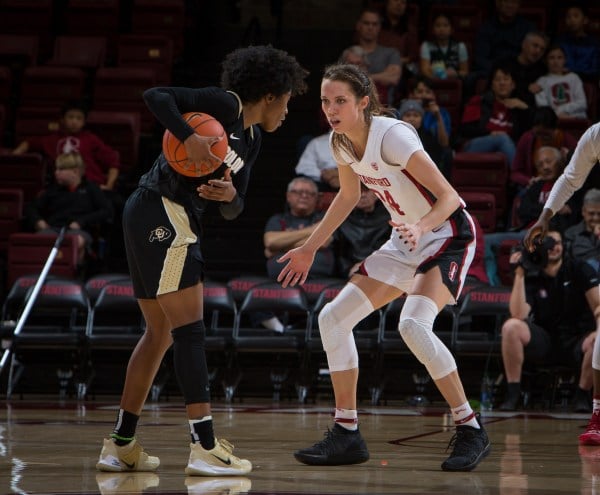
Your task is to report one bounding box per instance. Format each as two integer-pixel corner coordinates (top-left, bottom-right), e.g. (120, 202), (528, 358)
(123, 188), (204, 299)
(525, 321), (585, 367)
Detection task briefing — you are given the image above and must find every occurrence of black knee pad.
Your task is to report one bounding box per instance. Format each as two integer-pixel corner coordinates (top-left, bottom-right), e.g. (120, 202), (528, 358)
(171, 320), (210, 404)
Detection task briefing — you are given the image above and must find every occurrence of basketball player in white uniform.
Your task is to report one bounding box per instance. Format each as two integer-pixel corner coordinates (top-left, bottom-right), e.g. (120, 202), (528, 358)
(525, 122), (600, 446)
(277, 63), (490, 472)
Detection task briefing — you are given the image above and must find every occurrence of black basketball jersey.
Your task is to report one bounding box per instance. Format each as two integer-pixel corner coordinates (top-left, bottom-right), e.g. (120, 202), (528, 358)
(138, 86), (262, 223)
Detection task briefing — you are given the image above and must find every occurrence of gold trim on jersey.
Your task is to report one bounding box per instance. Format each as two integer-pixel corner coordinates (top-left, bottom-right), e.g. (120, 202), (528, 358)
(157, 197), (198, 295)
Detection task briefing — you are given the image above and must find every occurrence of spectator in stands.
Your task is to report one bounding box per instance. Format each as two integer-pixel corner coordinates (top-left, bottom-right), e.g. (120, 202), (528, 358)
(334, 184), (390, 278)
(510, 31), (549, 108)
(555, 3), (600, 83)
(339, 45), (370, 72)
(345, 7), (402, 106)
(26, 152), (112, 265)
(484, 146), (572, 285)
(419, 12), (469, 80)
(511, 106), (578, 190)
(515, 146), (576, 233)
(534, 44), (588, 119)
(294, 131), (339, 191)
(407, 76), (452, 148)
(469, 0), (535, 92)
(378, 0), (419, 78)
(499, 229), (598, 413)
(264, 177), (336, 281)
(564, 188), (600, 262)
(12, 100), (121, 191)
(460, 63), (531, 167)
(397, 98), (452, 179)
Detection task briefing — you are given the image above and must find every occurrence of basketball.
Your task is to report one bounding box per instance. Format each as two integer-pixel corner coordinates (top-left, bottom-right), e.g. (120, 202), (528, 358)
(162, 112), (228, 177)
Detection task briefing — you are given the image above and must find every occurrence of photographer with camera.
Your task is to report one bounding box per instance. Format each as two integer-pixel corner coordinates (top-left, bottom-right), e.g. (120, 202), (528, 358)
(499, 230), (598, 412)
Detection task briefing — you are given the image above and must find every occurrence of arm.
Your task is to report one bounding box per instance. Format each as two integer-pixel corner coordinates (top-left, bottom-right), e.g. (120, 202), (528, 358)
(370, 63), (402, 86)
(277, 164), (361, 286)
(394, 150), (461, 245)
(103, 167), (119, 190)
(509, 260), (531, 320)
(13, 141), (29, 154)
(524, 123), (600, 250)
(419, 42), (434, 79)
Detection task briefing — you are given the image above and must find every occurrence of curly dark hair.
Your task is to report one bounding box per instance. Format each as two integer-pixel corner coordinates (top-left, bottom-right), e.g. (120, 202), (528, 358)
(220, 45), (308, 103)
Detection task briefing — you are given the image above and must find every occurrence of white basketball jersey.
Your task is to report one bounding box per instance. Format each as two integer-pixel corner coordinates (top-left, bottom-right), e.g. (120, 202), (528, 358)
(336, 116), (457, 252)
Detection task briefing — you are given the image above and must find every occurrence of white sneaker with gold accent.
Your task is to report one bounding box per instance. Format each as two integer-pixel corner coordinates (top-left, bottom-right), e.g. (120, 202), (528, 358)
(185, 439), (252, 476)
(96, 438), (160, 472)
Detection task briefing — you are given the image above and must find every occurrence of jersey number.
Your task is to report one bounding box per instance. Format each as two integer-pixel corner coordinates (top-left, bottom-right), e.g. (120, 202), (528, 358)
(372, 190), (405, 216)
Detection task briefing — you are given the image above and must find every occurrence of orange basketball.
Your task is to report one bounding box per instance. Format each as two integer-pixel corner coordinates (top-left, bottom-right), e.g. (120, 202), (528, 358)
(162, 112), (228, 177)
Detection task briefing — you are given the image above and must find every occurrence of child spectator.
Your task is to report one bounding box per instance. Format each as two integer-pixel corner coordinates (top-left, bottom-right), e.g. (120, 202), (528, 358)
(555, 3), (600, 83)
(534, 45), (588, 119)
(419, 12), (469, 80)
(397, 99), (452, 179)
(13, 100), (121, 191)
(407, 75), (452, 147)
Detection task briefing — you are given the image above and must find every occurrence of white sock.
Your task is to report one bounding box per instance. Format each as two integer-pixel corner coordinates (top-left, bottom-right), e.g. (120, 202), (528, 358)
(334, 408), (358, 431)
(451, 402), (479, 429)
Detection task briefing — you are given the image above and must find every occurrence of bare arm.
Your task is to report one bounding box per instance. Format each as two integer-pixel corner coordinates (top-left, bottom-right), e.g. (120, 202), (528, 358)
(509, 261), (531, 320)
(277, 165), (361, 286)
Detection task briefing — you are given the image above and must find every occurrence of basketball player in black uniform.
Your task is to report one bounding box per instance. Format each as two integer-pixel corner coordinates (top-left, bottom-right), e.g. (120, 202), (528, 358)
(96, 45), (308, 476)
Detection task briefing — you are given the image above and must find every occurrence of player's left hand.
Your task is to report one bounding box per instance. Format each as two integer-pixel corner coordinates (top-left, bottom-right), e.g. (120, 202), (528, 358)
(390, 220), (422, 250)
(197, 168), (236, 202)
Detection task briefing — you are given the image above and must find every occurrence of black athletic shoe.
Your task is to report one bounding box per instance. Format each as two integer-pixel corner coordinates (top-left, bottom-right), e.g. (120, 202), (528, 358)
(499, 394), (520, 411)
(294, 424), (370, 466)
(441, 414), (491, 472)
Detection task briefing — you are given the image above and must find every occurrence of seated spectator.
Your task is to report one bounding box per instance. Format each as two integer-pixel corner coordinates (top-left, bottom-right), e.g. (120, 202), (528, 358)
(397, 98), (452, 179)
(419, 12), (469, 80)
(13, 100), (121, 191)
(534, 44), (588, 119)
(515, 146), (576, 233)
(499, 230), (598, 413)
(564, 188), (600, 262)
(344, 7), (402, 106)
(407, 75), (452, 147)
(25, 152), (113, 265)
(511, 106), (578, 190)
(555, 2), (600, 83)
(484, 146), (574, 285)
(264, 177), (336, 280)
(339, 45), (370, 72)
(257, 177), (336, 332)
(378, 0), (419, 77)
(334, 184), (390, 278)
(294, 131), (339, 191)
(509, 31), (549, 108)
(460, 63), (531, 167)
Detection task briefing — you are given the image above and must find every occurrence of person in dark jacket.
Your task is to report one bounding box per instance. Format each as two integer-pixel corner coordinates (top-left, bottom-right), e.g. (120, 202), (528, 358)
(27, 151), (112, 263)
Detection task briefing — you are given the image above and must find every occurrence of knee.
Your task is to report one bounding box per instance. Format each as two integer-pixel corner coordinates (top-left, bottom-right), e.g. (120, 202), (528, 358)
(501, 318), (525, 342)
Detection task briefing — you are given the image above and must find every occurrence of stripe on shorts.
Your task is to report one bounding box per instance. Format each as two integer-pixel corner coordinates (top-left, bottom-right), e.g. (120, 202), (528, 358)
(157, 197), (198, 295)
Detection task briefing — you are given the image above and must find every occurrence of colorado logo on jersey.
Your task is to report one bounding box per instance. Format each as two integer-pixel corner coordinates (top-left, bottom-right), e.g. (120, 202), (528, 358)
(149, 226), (172, 242)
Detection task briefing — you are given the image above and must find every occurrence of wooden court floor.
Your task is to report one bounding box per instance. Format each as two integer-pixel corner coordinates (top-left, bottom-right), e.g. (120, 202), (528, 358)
(0, 399), (595, 495)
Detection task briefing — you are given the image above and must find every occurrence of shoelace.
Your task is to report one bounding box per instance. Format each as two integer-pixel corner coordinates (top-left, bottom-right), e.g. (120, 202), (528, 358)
(445, 427), (476, 456)
(312, 428), (341, 455)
